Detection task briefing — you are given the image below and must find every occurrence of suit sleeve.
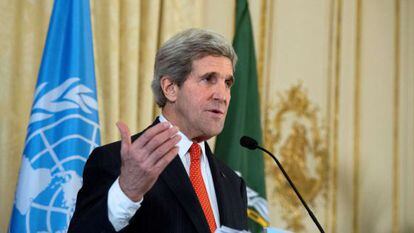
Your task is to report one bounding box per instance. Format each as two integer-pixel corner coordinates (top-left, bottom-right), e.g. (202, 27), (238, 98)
(68, 146), (119, 233)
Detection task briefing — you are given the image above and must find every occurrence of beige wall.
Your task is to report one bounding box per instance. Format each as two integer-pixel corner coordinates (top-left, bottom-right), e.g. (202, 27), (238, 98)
(256, 0), (414, 232)
(1, 0), (413, 232)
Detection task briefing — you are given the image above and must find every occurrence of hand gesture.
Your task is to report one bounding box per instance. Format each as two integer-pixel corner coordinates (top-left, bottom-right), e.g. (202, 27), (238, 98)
(116, 121), (181, 201)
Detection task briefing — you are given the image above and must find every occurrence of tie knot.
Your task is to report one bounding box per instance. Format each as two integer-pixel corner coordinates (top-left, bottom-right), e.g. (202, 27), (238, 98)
(189, 143), (202, 162)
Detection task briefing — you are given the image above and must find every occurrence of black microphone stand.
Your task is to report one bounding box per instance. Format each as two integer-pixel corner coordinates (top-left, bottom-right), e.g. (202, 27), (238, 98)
(256, 145), (325, 233)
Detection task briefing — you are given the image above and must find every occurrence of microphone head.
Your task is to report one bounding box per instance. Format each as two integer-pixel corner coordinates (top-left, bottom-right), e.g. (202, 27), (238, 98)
(240, 136), (258, 150)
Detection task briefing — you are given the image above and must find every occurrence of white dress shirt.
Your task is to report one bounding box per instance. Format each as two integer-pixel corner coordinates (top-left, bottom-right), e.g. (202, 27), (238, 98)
(107, 115), (220, 231)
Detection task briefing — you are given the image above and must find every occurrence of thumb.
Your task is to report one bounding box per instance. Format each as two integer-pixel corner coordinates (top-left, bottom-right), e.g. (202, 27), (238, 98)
(116, 121), (131, 154)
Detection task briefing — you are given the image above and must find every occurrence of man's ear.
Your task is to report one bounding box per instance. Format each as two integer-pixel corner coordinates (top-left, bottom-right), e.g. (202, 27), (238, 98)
(160, 76), (178, 102)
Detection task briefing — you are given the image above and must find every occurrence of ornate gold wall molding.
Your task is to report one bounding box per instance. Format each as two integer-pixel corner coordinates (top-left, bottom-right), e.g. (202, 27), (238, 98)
(265, 84), (329, 232)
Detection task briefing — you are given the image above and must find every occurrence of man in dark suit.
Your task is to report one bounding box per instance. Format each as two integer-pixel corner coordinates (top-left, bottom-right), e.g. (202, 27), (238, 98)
(68, 28), (248, 233)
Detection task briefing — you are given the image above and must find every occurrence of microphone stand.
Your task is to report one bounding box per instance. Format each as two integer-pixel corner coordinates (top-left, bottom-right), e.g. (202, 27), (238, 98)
(257, 145), (325, 233)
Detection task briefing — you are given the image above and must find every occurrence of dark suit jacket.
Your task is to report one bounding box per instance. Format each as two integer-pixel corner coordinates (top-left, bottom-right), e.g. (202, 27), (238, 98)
(68, 119), (248, 233)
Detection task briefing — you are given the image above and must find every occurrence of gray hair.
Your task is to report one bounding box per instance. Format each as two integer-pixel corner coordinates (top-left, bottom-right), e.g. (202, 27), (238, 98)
(151, 28), (237, 107)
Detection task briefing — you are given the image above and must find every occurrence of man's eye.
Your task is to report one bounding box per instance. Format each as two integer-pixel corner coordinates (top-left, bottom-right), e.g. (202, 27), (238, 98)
(226, 79), (234, 88)
(202, 75), (215, 83)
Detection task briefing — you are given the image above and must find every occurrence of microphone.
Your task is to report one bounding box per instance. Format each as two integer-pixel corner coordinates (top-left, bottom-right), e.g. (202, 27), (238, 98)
(240, 136), (325, 233)
(240, 135), (258, 150)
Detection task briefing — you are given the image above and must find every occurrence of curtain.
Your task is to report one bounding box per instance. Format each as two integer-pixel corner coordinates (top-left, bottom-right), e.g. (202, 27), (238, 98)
(0, 0), (202, 230)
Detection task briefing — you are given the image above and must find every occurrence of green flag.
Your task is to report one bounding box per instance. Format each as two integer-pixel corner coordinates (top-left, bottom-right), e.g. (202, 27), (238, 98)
(214, 0), (269, 232)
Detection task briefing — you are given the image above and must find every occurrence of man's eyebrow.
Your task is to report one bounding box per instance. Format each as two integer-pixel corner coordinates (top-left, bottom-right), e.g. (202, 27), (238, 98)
(198, 72), (234, 82)
(199, 72), (217, 78)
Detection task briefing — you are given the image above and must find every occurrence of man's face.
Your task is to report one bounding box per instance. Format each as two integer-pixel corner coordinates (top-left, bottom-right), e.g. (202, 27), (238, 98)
(173, 55), (234, 141)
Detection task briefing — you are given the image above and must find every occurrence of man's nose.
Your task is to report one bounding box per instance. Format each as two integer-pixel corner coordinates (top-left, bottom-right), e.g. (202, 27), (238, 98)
(212, 81), (228, 102)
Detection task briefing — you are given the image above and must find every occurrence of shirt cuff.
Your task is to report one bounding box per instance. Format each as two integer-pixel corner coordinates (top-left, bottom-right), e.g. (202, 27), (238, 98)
(107, 177), (142, 231)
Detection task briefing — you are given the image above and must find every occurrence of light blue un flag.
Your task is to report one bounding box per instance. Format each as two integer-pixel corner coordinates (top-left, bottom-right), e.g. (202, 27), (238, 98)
(9, 0), (100, 232)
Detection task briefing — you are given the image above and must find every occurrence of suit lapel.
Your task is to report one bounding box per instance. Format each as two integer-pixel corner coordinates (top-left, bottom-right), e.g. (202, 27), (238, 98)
(160, 156), (211, 233)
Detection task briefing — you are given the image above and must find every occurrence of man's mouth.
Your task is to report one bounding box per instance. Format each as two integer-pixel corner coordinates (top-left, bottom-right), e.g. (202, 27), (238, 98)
(207, 109), (224, 116)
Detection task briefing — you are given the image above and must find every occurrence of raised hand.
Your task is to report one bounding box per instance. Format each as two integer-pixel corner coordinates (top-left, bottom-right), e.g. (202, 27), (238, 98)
(116, 121), (181, 201)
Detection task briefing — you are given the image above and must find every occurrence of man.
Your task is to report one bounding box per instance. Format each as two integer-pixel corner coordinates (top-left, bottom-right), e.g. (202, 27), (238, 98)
(69, 28), (248, 233)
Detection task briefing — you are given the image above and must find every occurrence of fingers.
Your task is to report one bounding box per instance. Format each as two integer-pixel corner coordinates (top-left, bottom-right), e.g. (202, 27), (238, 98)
(140, 126), (179, 154)
(117, 121), (131, 155)
(134, 122), (172, 148)
(145, 134), (181, 165)
(153, 145), (180, 172)
(118, 121), (181, 164)
(117, 120), (182, 167)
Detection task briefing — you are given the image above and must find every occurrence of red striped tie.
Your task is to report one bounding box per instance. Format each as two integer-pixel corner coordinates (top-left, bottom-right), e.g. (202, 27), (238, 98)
(189, 143), (217, 233)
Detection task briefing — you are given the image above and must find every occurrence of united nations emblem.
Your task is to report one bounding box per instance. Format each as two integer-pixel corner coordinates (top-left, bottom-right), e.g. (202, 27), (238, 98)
(265, 84), (328, 232)
(10, 77), (100, 233)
